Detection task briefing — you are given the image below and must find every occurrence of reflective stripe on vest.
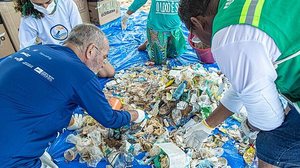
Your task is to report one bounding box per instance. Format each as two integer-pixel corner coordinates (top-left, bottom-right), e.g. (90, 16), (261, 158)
(239, 0), (265, 26)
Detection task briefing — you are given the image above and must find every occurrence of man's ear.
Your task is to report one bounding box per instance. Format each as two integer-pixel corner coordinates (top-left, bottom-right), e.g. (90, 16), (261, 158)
(85, 43), (94, 60)
(190, 16), (204, 31)
(190, 16), (212, 46)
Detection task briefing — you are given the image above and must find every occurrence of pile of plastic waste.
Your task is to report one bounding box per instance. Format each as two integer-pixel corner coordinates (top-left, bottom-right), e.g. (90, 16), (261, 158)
(64, 63), (256, 167)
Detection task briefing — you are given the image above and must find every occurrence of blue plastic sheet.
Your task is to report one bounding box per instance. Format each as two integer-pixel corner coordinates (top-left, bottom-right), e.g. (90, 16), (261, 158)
(101, 10), (217, 71)
(215, 118), (246, 168)
(48, 10), (245, 167)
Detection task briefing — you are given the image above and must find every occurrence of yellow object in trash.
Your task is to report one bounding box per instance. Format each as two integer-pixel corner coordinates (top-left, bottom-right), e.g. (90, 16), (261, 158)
(243, 145), (256, 165)
(165, 79), (175, 87)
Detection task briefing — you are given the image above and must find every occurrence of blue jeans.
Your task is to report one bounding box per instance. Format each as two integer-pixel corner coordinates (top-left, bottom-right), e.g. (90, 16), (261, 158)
(256, 105), (300, 167)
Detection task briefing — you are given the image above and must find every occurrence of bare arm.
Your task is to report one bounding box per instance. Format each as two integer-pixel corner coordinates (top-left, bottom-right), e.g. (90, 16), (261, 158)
(205, 103), (234, 128)
(127, 0), (147, 13)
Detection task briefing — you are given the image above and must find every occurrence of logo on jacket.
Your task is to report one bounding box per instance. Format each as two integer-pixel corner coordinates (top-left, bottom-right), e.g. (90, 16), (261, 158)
(50, 24), (68, 41)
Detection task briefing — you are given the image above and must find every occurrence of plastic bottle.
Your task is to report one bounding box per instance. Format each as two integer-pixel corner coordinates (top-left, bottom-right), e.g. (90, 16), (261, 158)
(113, 153), (126, 168)
(171, 109), (182, 125)
(172, 81), (187, 100)
(113, 152), (134, 168)
(124, 152), (134, 167)
(64, 147), (78, 161)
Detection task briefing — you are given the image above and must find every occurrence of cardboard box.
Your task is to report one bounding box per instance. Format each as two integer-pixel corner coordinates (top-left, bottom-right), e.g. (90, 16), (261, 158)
(73, 0), (91, 23)
(88, 0), (121, 25)
(0, 1), (21, 51)
(0, 22), (15, 58)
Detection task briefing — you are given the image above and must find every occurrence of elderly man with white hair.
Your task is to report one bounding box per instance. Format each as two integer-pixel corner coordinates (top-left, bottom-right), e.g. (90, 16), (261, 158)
(0, 24), (145, 168)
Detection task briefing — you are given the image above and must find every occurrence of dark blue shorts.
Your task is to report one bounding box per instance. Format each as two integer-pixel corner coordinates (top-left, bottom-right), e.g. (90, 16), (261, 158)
(256, 105), (300, 167)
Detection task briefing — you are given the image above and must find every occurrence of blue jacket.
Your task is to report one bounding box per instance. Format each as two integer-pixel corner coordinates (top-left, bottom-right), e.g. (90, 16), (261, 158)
(0, 45), (130, 167)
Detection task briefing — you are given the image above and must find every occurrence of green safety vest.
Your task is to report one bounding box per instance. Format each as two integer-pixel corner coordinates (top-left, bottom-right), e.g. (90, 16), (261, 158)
(212, 0), (300, 111)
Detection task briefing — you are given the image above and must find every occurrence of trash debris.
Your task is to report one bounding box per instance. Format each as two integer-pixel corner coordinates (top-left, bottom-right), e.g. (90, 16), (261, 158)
(63, 63), (254, 167)
(243, 145), (256, 165)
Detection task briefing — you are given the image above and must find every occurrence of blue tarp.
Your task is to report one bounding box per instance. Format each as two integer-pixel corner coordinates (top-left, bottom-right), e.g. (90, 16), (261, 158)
(48, 10), (245, 167)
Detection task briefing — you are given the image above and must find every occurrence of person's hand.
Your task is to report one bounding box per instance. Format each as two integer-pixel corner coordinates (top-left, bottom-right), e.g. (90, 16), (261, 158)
(121, 13), (130, 30)
(67, 114), (84, 130)
(240, 119), (259, 140)
(184, 120), (213, 151)
(133, 109), (145, 123)
(40, 151), (58, 168)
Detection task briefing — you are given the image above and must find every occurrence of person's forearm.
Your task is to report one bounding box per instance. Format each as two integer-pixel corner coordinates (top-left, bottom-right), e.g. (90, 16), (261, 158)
(128, 0), (147, 13)
(205, 103), (234, 128)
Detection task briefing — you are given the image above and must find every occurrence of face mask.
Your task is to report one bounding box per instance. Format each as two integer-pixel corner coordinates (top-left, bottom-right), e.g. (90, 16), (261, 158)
(31, 0), (57, 15)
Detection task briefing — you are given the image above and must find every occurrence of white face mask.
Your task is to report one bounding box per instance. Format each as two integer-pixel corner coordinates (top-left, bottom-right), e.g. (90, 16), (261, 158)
(31, 0), (57, 15)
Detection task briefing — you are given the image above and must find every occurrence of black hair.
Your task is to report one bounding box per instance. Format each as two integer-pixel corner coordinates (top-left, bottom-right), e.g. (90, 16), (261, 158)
(14, 0), (44, 19)
(178, 0), (210, 30)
